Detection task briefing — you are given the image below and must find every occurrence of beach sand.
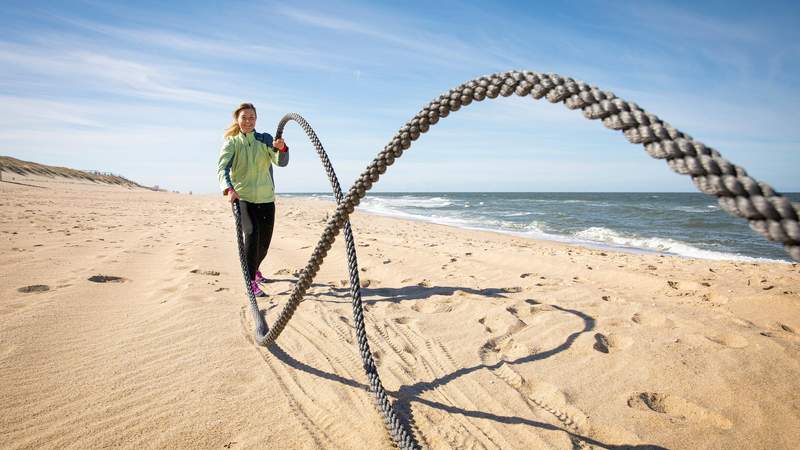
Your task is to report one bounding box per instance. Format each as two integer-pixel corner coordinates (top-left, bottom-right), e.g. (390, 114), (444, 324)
(2, 173), (799, 449)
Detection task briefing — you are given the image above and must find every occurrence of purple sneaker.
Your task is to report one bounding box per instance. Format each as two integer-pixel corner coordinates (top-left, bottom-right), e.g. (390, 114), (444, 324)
(255, 271), (267, 284)
(250, 280), (266, 297)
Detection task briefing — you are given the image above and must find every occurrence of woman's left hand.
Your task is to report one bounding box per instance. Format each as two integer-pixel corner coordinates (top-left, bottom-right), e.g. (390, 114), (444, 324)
(274, 138), (286, 151)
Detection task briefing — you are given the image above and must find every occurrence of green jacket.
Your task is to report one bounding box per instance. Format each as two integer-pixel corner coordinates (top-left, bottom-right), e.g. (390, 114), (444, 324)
(217, 131), (289, 203)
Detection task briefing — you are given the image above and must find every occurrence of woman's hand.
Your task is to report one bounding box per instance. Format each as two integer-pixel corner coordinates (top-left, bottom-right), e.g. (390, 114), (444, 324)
(228, 188), (240, 203)
(274, 137), (286, 151)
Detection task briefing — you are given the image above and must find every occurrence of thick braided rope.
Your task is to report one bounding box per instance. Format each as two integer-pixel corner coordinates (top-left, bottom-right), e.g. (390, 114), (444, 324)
(266, 70), (799, 348)
(273, 113), (419, 449)
(235, 71), (798, 449)
(230, 114), (419, 448)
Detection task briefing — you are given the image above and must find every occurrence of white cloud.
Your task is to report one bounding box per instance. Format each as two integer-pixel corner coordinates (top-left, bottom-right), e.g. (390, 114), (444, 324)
(273, 6), (507, 69)
(0, 96), (105, 128)
(0, 41), (238, 105)
(44, 13), (367, 74)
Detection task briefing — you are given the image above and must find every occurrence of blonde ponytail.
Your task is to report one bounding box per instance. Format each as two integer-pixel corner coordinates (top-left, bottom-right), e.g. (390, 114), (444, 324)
(224, 102), (257, 138)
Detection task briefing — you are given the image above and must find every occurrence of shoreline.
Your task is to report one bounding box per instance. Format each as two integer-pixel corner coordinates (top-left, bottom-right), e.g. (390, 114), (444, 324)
(283, 193), (793, 265)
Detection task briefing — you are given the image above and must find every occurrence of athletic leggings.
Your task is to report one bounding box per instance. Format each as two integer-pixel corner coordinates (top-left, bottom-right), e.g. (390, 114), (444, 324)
(238, 200), (275, 280)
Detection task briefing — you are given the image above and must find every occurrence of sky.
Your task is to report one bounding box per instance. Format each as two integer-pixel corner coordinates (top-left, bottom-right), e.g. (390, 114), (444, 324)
(1, 0), (798, 193)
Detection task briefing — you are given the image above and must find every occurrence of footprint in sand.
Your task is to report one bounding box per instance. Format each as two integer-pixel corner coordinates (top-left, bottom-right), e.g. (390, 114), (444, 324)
(593, 333), (610, 353)
(706, 334), (749, 348)
(88, 275), (127, 283)
(731, 317), (756, 328)
(593, 333), (633, 353)
(701, 292), (730, 305)
(190, 269), (220, 276)
(627, 392), (732, 430)
(631, 312), (673, 327)
(411, 302), (454, 314)
(488, 337), (536, 362)
(17, 284), (50, 293)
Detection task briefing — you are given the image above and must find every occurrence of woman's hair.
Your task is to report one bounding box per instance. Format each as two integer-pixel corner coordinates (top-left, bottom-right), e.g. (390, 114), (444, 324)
(224, 102), (257, 137)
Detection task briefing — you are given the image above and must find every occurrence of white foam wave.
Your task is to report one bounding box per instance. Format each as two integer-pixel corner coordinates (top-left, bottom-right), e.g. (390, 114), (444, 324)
(287, 194), (787, 263)
(573, 227), (784, 262)
(360, 195), (452, 210)
(631, 203), (716, 214)
(502, 211), (537, 217)
(671, 206), (717, 213)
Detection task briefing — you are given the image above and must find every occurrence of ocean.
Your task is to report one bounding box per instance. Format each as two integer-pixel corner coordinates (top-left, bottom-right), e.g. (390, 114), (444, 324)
(283, 192), (800, 263)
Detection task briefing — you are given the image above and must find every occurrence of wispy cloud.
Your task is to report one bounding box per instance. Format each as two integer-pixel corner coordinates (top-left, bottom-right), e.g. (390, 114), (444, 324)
(0, 40), (238, 105)
(47, 14), (354, 73)
(78, 52), (236, 104)
(0, 96), (105, 128)
(274, 6), (505, 69)
(621, 2), (767, 45)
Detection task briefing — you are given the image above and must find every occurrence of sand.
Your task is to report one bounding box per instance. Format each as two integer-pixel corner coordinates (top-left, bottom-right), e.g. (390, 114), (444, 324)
(2, 172), (799, 449)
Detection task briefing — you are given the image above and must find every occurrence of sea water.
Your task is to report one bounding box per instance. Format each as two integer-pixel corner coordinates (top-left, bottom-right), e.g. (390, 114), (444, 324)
(284, 192), (800, 263)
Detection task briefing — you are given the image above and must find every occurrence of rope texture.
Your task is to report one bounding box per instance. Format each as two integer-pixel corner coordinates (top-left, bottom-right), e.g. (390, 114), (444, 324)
(234, 113), (419, 449)
(233, 70), (799, 449)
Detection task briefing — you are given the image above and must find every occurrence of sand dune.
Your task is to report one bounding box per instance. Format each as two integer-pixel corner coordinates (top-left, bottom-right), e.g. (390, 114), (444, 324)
(2, 172), (799, 449)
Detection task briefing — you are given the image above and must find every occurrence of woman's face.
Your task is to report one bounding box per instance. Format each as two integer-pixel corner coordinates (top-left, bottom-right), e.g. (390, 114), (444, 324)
(237, 109), (257, 134)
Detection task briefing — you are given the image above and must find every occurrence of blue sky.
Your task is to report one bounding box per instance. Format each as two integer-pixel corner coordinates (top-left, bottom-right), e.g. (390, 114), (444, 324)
(1, 0), (798, 193)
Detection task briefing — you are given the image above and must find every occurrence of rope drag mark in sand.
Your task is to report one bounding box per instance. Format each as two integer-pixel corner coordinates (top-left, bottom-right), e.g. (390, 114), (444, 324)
(232, 70), (800, 449)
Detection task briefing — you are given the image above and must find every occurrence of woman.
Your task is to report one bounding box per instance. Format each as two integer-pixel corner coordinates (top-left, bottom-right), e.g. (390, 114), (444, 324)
(217, 103), (289, 297)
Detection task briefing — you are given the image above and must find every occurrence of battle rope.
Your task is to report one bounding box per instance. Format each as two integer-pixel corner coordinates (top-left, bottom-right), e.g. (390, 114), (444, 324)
(232, 70), (800, 449)
(233, 113), (419, 449)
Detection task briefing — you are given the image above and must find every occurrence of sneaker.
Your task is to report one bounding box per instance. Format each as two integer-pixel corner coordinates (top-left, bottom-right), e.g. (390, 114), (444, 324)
(255, 271), (267, 284)
(250, 280), (266, 297)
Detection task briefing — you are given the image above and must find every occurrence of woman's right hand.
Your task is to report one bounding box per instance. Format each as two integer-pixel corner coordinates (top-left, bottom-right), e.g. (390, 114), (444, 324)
(228, 188), (240, 203)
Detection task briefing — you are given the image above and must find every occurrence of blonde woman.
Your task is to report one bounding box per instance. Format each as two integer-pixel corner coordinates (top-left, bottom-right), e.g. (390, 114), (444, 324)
(217, 103), (289, 297)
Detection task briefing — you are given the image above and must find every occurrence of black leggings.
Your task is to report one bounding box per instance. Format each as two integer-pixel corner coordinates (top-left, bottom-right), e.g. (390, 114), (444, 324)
(238, 200), (275, 280)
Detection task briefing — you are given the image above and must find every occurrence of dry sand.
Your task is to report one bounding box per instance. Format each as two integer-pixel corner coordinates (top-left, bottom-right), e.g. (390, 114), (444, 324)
(2, 172), (800, 449)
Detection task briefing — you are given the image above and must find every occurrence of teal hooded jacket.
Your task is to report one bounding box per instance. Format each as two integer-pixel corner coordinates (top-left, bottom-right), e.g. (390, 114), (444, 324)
(217, 131), (289, 203)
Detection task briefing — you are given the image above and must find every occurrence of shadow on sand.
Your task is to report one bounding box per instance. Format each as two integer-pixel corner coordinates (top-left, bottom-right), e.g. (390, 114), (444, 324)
(258, 282), (668, 449)
(266, 276), (519, 304)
